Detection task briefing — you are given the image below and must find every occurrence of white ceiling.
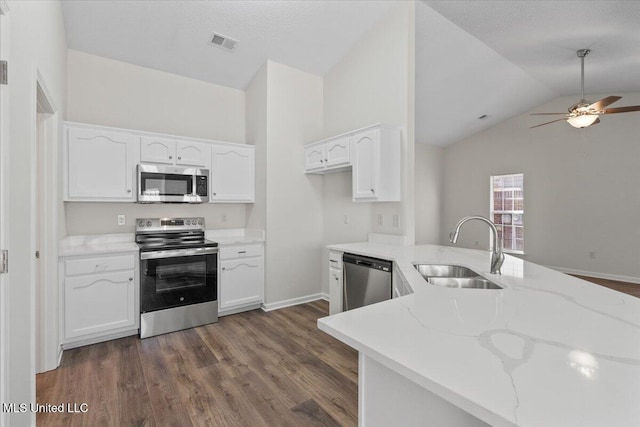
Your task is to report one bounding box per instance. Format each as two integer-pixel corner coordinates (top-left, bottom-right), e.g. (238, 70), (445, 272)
(61, 0), (396, 90)
(61, 1), (640, 147)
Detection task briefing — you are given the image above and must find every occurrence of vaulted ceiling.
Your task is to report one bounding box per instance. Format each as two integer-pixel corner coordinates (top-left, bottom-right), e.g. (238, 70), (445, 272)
(61, 1), (640, 147)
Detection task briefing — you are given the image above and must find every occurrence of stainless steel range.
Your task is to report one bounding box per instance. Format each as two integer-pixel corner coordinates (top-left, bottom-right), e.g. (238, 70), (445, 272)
(136, 217), (218, 338)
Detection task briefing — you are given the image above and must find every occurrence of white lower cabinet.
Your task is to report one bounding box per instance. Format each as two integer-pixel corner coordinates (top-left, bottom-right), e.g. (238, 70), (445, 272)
(61, 252), (139, 347)
(328, 250), (344, 315)
(219, 243), (264, 316)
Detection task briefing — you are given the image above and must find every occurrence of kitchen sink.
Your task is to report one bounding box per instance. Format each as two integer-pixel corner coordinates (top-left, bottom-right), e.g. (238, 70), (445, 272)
(413, 264), (502, 290)
(414, 264), (479, 278)
(426, 277), (502, 289)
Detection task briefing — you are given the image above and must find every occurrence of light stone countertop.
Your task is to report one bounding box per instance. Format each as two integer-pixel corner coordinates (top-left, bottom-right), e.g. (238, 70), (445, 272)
(59, 229), (265, 257)
(59, 234), (138, 257)
(318, 242), (640, 427)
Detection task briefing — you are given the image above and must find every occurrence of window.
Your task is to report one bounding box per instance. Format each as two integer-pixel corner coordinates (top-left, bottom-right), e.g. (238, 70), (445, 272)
(491, 173), (524, 253)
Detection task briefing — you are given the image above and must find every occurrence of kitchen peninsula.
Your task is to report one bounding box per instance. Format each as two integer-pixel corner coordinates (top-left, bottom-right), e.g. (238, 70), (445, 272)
(318, 243), (640, 427)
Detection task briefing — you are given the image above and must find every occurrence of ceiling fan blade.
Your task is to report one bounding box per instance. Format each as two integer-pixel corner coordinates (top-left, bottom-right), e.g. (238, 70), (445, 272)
(588, 96), (622, 110)
(530, 118), (567, 129)
(601, 105), (640, 114)
(530, 112), (567, 116)
(591, 117), (601, 126)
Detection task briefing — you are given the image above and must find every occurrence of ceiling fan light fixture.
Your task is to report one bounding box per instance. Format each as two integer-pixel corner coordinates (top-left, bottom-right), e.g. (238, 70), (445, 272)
(567, 114), (598, 128)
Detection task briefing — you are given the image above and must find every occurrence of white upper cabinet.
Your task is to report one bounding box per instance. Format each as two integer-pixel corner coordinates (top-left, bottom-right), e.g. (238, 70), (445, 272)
(140, 135), (175, 164)
(304, 136), (351, 173)
(65, 126), (139, 201)
(176, 140), (210, 167)
(210, 144), (255, 202)
(352, 129), (378, 199)
(352, 126), (401, 202)
(141, 137), (210, 168)
(304, 142), (325, 171)
(303, 124), (401, 202)
(325, 136), (350, 168)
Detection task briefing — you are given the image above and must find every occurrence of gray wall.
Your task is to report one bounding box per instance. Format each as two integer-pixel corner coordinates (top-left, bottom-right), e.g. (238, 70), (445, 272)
(441, 93), (640, 281)
(415, 143), (443, 244)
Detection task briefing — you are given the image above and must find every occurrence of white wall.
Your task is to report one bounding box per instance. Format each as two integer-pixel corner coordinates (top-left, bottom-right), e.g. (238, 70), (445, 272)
(5, 1), (67, 424)
(65, 50), (247, 235)
(321, 2), (416, 293)
(245, 64), (267, 231)
(442, 93), (640, 281)
(415, 143), (443, 244)
(248, 60), (324, 307)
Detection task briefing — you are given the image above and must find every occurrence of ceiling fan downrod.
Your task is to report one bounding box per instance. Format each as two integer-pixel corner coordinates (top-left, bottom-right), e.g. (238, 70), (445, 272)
(577, 49), (590, 102)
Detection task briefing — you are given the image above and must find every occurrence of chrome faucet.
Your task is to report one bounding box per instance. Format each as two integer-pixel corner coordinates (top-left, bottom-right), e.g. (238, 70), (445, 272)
(449, 216), (505, 274)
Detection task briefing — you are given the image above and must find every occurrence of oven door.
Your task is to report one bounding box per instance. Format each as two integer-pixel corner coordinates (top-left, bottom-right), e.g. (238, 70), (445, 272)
(140, 247), (218, 313)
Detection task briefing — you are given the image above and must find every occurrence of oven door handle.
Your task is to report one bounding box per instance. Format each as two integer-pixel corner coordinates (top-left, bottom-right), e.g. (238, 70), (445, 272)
(140, 247), (218, 260)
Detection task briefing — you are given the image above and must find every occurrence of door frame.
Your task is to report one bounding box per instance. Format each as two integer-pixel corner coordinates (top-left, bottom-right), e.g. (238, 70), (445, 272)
(33, 71), (60, 373)
(0, 1), (9, 424)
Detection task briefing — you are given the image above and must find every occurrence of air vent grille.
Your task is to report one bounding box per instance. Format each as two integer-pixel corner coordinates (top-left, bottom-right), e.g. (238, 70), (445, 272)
(209, 32), (238, 52)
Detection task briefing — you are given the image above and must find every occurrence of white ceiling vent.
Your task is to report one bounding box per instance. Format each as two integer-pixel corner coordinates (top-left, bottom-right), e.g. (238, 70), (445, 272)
(209, 32), (238, 52)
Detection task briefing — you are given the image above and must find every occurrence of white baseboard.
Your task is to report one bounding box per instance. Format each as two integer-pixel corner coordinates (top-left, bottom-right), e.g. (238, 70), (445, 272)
(320, 292), (329, 301)
(262, 293), (325, 312)
(546, 265), (640, 285)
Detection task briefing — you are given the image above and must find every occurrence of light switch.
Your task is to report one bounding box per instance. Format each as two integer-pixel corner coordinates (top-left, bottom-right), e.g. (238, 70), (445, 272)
(117, 214), (126, 226)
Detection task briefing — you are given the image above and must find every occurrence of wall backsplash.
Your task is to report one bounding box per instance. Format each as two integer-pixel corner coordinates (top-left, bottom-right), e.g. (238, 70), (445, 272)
(64, 202), (247, 235)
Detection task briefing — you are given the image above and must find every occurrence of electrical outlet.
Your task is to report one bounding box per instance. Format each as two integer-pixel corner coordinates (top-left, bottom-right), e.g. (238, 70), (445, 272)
(377, 214), (383, 226)
(343, 214), (349, 224)
(392, 214), (399, 227)
(589, 251), (596, 259)
(222, 214), (228, 222)
(117, 214), (125, 226)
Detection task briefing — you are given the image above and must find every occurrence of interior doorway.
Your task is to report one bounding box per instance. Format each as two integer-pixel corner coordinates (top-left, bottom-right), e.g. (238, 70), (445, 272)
(35, 78), (59, 374)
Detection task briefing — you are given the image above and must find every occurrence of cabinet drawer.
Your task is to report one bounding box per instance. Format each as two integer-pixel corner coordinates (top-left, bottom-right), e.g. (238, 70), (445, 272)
(219, 244), (263, 260)
(65, 254), (136, 276)
(329, 250), (343, 270)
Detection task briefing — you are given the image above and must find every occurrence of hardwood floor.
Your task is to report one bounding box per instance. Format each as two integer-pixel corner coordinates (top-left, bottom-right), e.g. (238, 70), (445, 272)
(571, 275), (640, 298)
(36, 300), (358, 427)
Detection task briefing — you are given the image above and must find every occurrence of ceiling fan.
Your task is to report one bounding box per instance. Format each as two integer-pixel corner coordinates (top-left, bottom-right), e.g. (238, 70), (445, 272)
(530, 49), (640, 129)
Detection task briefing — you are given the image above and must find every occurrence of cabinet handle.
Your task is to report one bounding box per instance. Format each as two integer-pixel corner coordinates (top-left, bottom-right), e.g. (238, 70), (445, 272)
(335, 276), (339, 281)
(178, 156), (182, 160)
(237, 251), (247, 254)
(325, 159), (328, 162)
(222, 267), (226, 271)
(127, 189), (132, 193)
(370, 189), (375, 193)
(213, 192), (217, 196)
(330, 260), (337, 263)
(320, 159), (324, 163)
(169, 155), (173, 159)
(129, 277), (133, 281)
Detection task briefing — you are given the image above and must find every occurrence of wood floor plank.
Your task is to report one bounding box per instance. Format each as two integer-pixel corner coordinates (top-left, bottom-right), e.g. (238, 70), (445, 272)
(36, 301), (357, 427)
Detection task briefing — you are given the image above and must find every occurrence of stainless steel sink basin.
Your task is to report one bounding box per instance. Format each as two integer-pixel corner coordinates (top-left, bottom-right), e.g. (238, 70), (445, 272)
(426, 277), (502, 289)
(414, 264), (479, 278)
(413, 264), (502, 290)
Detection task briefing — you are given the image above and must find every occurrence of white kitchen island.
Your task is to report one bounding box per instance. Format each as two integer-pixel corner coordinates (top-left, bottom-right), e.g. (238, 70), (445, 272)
(317, 243), (640, 427)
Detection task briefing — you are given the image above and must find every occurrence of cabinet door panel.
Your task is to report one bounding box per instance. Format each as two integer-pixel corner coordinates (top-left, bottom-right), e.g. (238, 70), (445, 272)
(140, 136), (176, 164)
(67, 127), (137, 200)
(211, 145), (254, 202)
(352, 129), (379, 200)
(176, 140), (210, 167)
(220, 258), (264, 309)
(65, 270), (136, 339)
(329, 267), (343, 315)
(325, 136), (350, 168)
(304, 143), (325, 171)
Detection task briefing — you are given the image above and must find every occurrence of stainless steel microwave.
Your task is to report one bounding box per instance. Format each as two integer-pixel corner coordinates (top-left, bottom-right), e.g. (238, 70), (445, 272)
(137, 164), (209, 203)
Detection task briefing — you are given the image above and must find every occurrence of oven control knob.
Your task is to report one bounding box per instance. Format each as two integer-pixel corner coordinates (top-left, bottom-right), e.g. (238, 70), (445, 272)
(138, 221), (144, 227)
(198, 219), (203, 225)
(146, 221), (152, 227)
(179, 296), (185, 302)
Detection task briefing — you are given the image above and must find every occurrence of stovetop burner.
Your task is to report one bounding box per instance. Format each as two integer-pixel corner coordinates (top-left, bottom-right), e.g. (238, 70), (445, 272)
(135, 217), (217, 251)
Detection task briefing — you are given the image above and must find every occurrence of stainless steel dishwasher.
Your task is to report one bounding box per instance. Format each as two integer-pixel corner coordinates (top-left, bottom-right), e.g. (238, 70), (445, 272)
(343, 253), (392, 311)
